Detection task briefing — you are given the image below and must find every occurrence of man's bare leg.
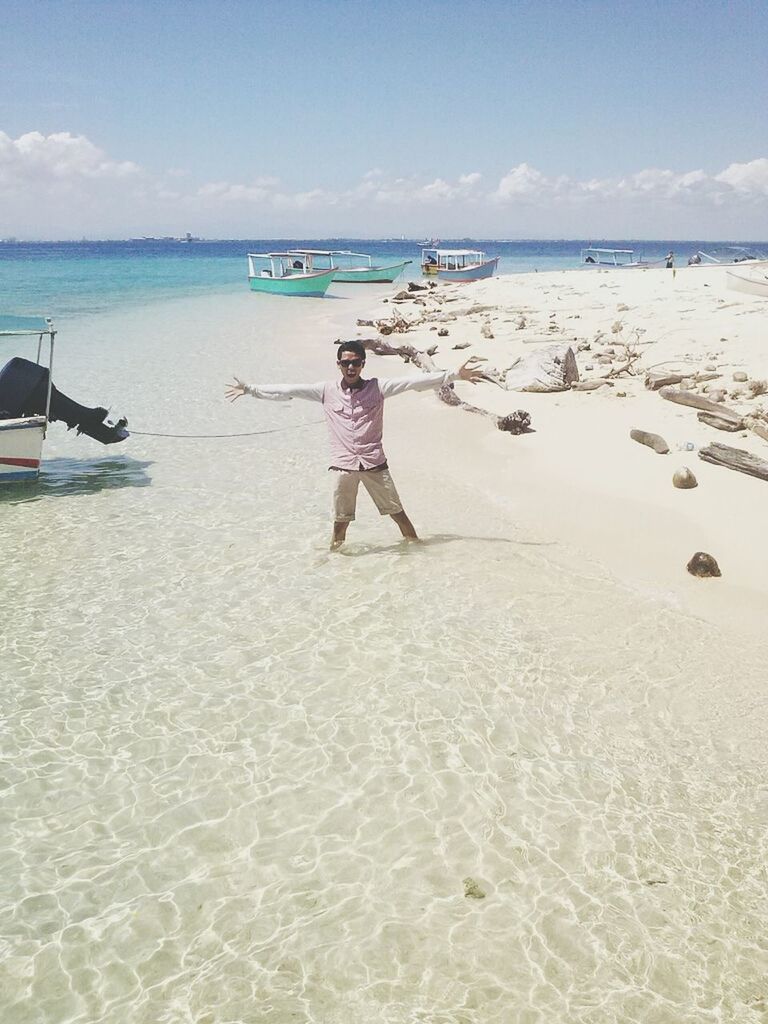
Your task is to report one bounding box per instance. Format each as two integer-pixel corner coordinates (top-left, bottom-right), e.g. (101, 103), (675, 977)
(391, 510), (418, 541)
(331, 520), (350, 550)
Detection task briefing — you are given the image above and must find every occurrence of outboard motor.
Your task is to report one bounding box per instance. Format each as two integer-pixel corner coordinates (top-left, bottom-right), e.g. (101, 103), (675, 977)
(0, 357), (129, 444)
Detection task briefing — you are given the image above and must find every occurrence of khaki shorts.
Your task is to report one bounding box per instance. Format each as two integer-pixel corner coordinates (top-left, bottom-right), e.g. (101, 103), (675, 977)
(331, 467), (403, 522)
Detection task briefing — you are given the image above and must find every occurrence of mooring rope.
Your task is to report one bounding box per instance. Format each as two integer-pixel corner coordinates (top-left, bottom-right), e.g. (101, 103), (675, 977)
(129, 421), (323, 439)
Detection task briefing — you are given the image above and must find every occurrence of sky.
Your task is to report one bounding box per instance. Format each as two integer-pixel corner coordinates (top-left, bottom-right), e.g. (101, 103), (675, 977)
(2, 0), (768, 239)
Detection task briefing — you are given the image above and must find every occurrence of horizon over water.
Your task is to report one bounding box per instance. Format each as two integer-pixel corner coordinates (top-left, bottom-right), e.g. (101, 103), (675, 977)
(2, 254), (768, 1023)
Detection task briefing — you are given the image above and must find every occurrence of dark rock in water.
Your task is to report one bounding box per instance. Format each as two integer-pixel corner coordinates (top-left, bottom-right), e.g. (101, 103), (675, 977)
(498, 410), (532, 434)
(463, 877), (486, 899)
(687, 552), (721, 577)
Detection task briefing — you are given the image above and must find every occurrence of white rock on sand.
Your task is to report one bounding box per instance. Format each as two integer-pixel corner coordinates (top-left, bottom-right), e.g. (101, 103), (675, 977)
(352, 265), (768, 635)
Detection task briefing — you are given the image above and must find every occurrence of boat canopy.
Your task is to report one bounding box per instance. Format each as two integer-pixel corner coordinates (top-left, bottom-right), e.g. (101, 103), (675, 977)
(0, 315), (54, 337)
(422, 249), (486, 258)
(288, 250), (376, 268)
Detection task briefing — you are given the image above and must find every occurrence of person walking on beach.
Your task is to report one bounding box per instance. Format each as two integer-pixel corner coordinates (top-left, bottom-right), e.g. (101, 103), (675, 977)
(225, 341), (487, 549)
(665, 251), (675, 269)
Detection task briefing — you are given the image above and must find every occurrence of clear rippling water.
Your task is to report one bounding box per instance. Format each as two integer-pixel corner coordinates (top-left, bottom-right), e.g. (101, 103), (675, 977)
(2, 282), (768, 1023)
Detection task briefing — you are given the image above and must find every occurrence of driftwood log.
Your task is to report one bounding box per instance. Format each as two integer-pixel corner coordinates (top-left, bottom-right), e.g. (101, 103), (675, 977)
(630, 429), (670, 454)
(697, 411), (745, 432)
(439, 385), (531, 433)
(659, 387), (746, 430)
(354, 337), (440, 372)
(698, 442), (768, 482)
(745, 417), (768, 444)
(645, 371), (684, 391)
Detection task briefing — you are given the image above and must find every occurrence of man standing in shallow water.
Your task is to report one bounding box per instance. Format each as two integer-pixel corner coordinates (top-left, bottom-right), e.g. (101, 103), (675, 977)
(225, 341), (487, 549)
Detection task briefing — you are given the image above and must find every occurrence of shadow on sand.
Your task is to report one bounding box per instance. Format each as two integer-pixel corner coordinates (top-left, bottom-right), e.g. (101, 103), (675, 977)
(332, 532), (557, 558)
(0, 455), (153, 505)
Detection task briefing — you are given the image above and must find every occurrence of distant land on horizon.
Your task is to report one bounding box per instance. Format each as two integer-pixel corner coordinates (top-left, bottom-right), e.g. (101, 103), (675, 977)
(3, 235), (768, 245)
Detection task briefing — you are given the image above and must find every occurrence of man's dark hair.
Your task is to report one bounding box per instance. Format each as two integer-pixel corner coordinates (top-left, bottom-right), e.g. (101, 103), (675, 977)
(336, 340), (366, 361)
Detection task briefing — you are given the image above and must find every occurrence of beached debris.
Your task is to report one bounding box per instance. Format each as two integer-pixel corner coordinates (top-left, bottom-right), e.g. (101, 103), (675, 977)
(733, 371), (748, 382)
(748, 379), (768, 398)
(438, 384), (532, 434)
(504, 344), (579, 392)
(353, 337), (440, 372)
(659, 386), (742, 418)
(745, 417), (768, 444)
(571, 379), (613, 391)
(697, 411), (745, 432)
(437, 328), (449, 337)
(452, 342), (472, 350)
(698, 442), (768, 482)
(463, 877), (487, 900)
(673, 467), (698, 488)
(461, 304), (498, 316)
(480, 322), (494, 339)
(702, 387), (727, 403)
(645, 371), (684, 390)
(630, 429), (670, 454)
(407, 281), (428, 292)
(687, 552), (722, 578)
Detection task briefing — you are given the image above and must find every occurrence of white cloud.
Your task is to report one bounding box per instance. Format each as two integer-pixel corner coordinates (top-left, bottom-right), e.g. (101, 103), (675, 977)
(2, 129), (768, 237)
(716, 158), (768, 195)
(0, 131), (139, 189)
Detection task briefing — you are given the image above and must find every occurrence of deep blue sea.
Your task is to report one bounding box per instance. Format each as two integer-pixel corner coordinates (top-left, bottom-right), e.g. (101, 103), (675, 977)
(2, 237), (767, 319)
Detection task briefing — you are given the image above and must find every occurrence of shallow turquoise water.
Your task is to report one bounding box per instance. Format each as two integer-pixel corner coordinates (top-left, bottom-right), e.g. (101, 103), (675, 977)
(2, 272), (768, 1023)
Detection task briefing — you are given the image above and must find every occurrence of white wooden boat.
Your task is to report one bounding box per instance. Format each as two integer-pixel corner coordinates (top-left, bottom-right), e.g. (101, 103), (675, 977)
(580, 248), (649, 268)
(421, 248), (499, 281)
(726, 263), (768, 298)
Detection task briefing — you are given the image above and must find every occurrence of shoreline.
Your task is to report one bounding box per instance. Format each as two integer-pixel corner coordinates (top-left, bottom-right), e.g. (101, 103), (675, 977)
(341, 266), (768, 637)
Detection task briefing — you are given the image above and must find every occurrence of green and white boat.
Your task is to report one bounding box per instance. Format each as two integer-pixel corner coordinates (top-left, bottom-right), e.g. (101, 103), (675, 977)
(288, 249), (412, 284)
(247, 253), (336, 297)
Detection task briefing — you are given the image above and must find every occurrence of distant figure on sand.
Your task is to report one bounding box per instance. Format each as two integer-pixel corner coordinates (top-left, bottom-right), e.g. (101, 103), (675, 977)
(665, 251), (675, 269)
(226, 341), (488, 550)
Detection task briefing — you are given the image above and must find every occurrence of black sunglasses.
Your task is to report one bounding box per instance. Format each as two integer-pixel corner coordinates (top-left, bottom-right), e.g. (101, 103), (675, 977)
(339, 358), (364, 368)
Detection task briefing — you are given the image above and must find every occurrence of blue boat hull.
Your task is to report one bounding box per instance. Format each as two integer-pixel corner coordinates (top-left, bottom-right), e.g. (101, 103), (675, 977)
(436, 257), (499, 282)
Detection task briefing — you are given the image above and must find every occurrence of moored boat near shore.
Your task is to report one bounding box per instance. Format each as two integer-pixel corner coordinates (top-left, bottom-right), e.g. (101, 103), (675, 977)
(580, 247), (649, 268)
(287, 249), (412, 283)
(422, 248), (499, 281)
(0, 315), (129, 483)
(247, 253), (336, 297)
(726, 262), (768, 298)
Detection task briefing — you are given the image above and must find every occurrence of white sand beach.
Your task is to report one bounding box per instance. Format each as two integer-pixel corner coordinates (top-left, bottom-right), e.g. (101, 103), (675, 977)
(4, 277), (768, 1023)
(347, 265), (768, 639)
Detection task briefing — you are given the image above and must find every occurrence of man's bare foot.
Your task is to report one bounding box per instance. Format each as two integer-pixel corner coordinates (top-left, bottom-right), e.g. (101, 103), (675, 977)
(330, 538), (344, 551)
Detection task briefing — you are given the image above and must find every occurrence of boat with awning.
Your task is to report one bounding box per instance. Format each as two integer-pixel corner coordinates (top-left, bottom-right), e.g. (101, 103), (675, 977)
(421, 248), (499, 281)
(288, 250), (412, 284)
(247, 253), (336, 297)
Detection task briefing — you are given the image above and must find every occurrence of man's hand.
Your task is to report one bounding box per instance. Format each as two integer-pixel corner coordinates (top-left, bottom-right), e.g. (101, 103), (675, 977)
(457, 355), (488, 384)
(225, 378), (247, 402)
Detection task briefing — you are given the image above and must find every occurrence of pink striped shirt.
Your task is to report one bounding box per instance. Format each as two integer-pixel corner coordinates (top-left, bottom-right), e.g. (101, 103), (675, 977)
(243, 370), (456, 470)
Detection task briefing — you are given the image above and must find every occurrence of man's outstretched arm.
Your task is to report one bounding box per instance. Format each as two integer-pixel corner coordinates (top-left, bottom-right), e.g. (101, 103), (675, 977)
(378, 356), (488, 399)
(225, 378), (324, 403)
